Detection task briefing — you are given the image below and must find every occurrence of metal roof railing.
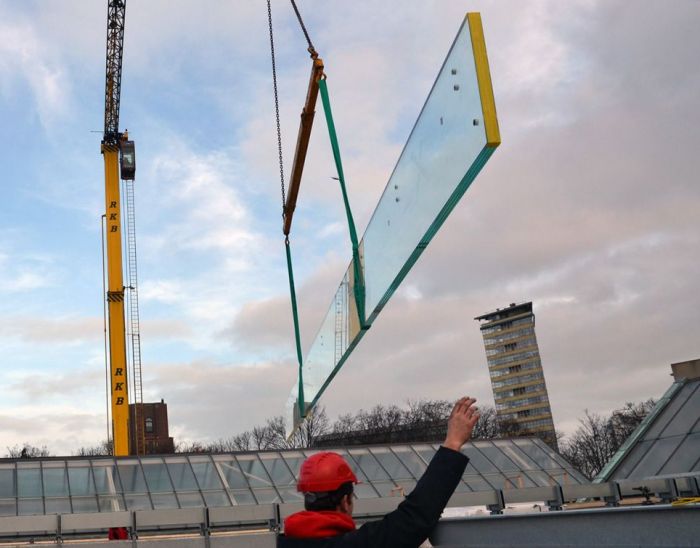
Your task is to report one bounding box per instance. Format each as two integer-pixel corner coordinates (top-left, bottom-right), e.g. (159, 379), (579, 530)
(0, 474), (696, 544)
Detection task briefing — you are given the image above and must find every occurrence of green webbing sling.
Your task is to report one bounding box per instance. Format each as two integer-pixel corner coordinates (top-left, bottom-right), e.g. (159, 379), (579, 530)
(318, 77), (367, 328)
(284, 237), (305, 417)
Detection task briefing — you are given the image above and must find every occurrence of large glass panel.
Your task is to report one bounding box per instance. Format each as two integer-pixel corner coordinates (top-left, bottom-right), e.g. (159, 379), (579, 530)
(18, 499), (43, 516)
(281, 452), (305, 480)
(656, 386), (700, 438)
(482, 473), (516, 490)
(659, 432), (700, 475)
(491, 440), (538, 470)
(286, 16), (497, 429)
(355, 483), (379, 499)
(369, 448), (411, 479)
(0, 499), (16, 516)
(524, 470), (556, 487)
(213, 458), (249, 489)
(141, 460), (174, 493)
(98, 495), (125, 512)
(612, 440), (653, 479)
(461, 446), (498, 474)
(503, 472), (536, 488)
(252, 488), (280, 503)
(42, 463), (69, 497)
(629, 435), (686, 477)
(45, 497), (72, 514)
(413, 445), (437, 467)
(202, 490), (230, 507)
(236, 455), (273, 488)
(511, 439), (559, 469)
(117, 461), (147, 493)
(151, 493), (179, 509)
(367, 482), (397, 497)
(462, 475), (492, 492)
(0, 465), (15, 497)
(277, 487), (304, 503)
(228, 489), (256, 506)
(643, 383), (696, 440)
(347, 450), (389, 481)
(177, 492), (204, 508)
(189, 457), (222, 490)
(67, 462), (95, 496)
(166, 459), (199, 491)
(71, 496), (99, 513)
(17, 465), (42, 497)
(124, 494), (152, 510)
(474, 442), (520, 472)
(260, 454), (295, 486)
(391, 446), (426, 479)
(92, 461), (120, 494)
(548, 469), (578, 486)
(529, 438), (582, 475)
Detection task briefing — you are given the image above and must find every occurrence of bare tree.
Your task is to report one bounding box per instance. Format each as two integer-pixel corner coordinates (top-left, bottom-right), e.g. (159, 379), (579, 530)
(229, 431), (253, 452)
(175, 441), (208, 453)
(560, 411), (615, 479)
(74, 440), (113, 456)
(406, 399), (453, 424)
(608, 399), (656, 448)
(291, 407), (330, 448)
(6, 444), (51, 458)
(560, 400), (656, 479)
(332, 413), (358, 436)
(470, 405), (500, 440)
(354, 404), (404, 433)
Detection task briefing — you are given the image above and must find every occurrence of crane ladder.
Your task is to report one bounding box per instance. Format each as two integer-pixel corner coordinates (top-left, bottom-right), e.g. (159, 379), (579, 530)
(123, 178), (144, 454)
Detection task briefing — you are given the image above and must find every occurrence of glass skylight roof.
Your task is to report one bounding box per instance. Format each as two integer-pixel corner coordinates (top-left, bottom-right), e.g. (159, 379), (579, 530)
(0, 438), (586, 517)
(597, 378), (700, 481)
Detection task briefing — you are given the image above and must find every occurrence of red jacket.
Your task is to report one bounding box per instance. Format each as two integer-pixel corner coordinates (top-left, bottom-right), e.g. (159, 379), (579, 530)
(284, 511), (355, 539)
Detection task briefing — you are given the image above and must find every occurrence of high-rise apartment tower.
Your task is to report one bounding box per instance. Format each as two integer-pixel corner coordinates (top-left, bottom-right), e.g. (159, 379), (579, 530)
(475, 302), (557, 449)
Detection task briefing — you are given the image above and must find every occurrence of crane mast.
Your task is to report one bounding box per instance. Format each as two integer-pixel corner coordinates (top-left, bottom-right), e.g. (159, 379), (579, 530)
(101, 0), (130, 456)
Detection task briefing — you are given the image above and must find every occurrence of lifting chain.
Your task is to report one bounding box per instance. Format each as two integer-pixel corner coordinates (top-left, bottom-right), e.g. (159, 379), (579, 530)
(267, 0), (287, 216)
(267, 0), (307, 419)
(290, 0), (318, 59)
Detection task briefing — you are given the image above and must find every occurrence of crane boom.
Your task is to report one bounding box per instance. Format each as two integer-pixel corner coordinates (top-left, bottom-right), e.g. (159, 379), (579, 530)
(101, 0), (130, 456)
(104, 0), (126, 144)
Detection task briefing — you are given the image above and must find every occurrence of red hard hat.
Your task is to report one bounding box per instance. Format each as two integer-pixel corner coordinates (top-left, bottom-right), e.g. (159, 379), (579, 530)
(297, 452), (358, 492)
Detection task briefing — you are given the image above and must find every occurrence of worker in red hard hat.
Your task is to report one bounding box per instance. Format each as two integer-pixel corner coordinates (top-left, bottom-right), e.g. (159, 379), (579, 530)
(278, 397), (480, 547)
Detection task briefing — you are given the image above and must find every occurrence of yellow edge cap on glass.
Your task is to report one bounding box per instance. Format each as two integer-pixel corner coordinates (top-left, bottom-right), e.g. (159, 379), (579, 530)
(467, 13), (501, 148)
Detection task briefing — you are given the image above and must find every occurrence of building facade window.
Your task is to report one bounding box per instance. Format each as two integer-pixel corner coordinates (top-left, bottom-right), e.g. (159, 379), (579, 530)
(145, 417), (154, 434)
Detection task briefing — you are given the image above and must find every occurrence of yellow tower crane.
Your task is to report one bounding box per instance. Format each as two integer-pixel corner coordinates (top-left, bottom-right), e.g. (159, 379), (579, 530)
(101, 0), (136, 456)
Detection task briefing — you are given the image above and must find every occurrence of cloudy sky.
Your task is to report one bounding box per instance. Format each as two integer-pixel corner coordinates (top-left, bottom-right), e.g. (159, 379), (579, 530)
(0, 0), (698, 456)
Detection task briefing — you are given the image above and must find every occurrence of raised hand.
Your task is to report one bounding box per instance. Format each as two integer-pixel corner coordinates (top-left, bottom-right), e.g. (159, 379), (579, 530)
(443, 397), (480, 452)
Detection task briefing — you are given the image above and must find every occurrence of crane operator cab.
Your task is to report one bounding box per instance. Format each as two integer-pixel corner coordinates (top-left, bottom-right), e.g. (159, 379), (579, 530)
(120, 137), (135, 180)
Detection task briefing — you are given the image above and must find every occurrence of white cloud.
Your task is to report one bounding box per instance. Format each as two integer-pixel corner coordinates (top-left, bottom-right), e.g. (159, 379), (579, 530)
(146, 143), (262, 260)
(0, 241), (57, 294)
(0, 19), (71, 130)
(140, 279), (185, 304)
(0, 316), (101, 345)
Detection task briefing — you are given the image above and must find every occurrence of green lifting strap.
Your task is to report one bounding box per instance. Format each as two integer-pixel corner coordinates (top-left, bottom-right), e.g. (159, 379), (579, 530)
(318, 77), (367, 328)
(284, 237), (305, 418)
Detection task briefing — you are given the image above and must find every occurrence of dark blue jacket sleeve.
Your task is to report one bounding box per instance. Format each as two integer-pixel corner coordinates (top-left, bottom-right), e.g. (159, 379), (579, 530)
(353, 446), (468, 547)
